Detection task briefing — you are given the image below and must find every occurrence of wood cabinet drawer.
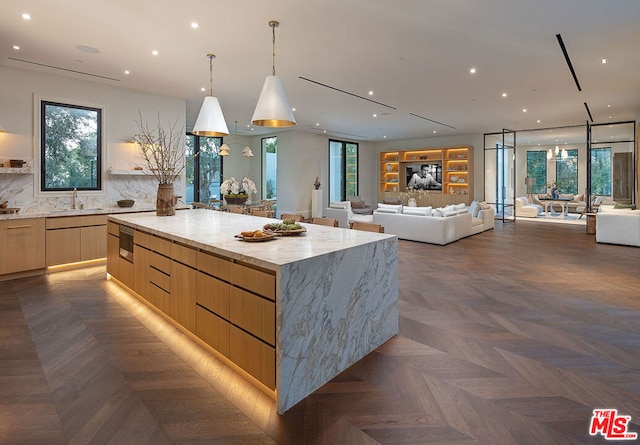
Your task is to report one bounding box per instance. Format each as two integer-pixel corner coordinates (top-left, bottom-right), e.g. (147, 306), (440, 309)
(197, 251), (230, 281)
(229, 263), (275, 301)
(230, 287), (275, 345)
(172, 242), (197, 268)
(45, 227), (81, 266)
(229, 325), (275, 390)
(46, 214), (106, 229)
(148, 251), (171, 274)
(196, 272), (230, 319)
(107, 221), (120, 236)
(134, 230), (172, 256)
(148, 266), (170, 293)
(171, 261), (196, 332)
(0, 218), (46, 275)
(196, 306), (230, 358)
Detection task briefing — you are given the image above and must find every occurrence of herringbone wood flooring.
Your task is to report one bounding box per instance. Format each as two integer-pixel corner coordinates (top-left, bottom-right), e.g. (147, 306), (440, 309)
(1, 220), (639, 444)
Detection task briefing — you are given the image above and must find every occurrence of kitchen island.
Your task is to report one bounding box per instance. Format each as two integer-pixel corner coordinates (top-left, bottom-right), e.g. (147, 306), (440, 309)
(107, 210), (398, 413)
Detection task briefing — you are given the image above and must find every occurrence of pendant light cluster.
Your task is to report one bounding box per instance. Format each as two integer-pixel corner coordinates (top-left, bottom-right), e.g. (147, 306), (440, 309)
(192, 20), (295, 153)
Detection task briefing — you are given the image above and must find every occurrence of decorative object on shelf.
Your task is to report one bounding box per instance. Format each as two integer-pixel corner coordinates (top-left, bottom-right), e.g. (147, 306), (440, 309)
(117, 199), (135, 208)
(457, 178), (465, 183)
(221, 176), (257, 205)
(449, 186), (454, 194)
(386, 164), (392, 172)
(450, 175), (458, 182)
(408, 198), (417, 207)
(314, 176), (321, 190)
(252, 20), (296, 127)
(9, 159), (26, 168)
(192, 54), (229, 137)
(133, 112), (188, 216)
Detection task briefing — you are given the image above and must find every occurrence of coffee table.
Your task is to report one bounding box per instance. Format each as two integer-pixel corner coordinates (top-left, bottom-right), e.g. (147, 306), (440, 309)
(539, 197), (571, 218)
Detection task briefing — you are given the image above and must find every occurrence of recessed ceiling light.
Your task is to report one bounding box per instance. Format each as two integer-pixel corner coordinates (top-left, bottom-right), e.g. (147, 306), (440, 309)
(373, 114), (377, 118)
(191, 22), (199, 29)
(368, 91), (374, 96)
(323, 130), (327, 133)
(200, 87), (206, 92)
(607, 104), (611, 108)
(124, 70), (130, 75)
(502, 92), (507, 98)
(601, 58), (607, 64)
(315, 123), (320, 126)
(469, 67), (477, 74)
(292, 107), (296, 112)
(383, 136), (387, 139)
(152, 50), (159, 56)
(609, 116), (612, 119)
(12, 45), (20, 50)
(21, 13), (31, 20)
(522, 108), (527, 113)
(537, 119), (541, 123)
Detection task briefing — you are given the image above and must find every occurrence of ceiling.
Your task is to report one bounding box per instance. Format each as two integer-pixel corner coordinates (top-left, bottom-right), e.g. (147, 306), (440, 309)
(2, 0), (639, 142)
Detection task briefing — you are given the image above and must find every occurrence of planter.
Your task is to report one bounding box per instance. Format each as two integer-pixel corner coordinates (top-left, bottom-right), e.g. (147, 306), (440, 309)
(156, 183), (176, 216)
(224, 196), (248, 206)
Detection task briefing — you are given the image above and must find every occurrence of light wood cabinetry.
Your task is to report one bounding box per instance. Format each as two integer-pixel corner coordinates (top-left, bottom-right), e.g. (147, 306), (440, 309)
(379, 146), (474, 205)
(0, 218), (45, 275)
(45, 215), (107, 266)
(108, 222), (276, 390)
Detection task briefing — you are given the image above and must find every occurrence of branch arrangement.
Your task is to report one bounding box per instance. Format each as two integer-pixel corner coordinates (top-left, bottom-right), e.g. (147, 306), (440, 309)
(133, 112), (187, 184)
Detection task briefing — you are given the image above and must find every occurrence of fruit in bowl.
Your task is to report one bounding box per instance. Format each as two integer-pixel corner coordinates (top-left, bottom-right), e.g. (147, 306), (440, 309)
(117, 199), (135, 208)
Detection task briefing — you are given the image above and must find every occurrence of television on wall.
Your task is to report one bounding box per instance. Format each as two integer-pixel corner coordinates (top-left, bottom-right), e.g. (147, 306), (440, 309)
(406, 163), (442, 190)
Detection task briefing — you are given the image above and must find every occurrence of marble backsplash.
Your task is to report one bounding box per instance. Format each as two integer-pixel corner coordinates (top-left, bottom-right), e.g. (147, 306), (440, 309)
(0, 171), (186, 214)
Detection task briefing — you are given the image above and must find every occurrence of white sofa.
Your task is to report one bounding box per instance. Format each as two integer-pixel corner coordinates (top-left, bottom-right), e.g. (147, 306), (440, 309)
(324, 201), (374, 228)
(596, 205), (640, 247)
(371, 202), (494, 245)
(515, 197), (542, 217)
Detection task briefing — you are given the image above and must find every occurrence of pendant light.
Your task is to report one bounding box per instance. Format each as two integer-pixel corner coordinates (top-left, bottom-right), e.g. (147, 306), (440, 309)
(251, 20), (296, 127)
(231, 121), (254, 157)
(193, 54), (229, 137)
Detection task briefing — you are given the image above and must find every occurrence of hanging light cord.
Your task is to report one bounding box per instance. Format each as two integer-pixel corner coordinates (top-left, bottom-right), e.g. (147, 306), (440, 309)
(269, 21), (279, 76)
(207, 54), (215, 95)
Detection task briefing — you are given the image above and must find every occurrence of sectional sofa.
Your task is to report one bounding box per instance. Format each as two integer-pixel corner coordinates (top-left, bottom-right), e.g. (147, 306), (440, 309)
(596, 204), (640, 247)
(372, 202), (494, 245)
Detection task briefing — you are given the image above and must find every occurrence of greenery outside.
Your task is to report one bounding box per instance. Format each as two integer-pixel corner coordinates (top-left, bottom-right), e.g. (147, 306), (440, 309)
(526, 151), (547, 194)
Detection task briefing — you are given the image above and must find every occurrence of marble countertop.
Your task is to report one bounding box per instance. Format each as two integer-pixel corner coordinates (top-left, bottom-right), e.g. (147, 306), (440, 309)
(108, 209), (396, 270)
(0, 205), (190, 221)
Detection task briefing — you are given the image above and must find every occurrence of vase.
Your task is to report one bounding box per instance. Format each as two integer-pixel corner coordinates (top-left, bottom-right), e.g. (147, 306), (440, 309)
(156, 183), (176, 216)
(224, 196), (248, 206)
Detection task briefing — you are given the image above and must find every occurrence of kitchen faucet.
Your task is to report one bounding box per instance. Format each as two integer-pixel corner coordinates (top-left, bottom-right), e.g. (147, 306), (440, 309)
(71, 188), (77, 209)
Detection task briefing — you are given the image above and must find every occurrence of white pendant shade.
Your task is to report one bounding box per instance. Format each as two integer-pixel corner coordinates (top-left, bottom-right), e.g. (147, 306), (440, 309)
(192, 96), (229, 137)
(251, 75), (296, 127)
(219, 143), (230, 156)
(242, 146), (254, 157)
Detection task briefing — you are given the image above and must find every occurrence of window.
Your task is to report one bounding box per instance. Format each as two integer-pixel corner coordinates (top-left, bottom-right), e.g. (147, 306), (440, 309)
(262, 137), (277, 200)
(329, 140), (358, 202)
(526, 150), (547, 194)
(590, 147), (611, 196)
(185, 134), (223, 204)
(555, 149), (578, 194)
(41, 101), (102, 191)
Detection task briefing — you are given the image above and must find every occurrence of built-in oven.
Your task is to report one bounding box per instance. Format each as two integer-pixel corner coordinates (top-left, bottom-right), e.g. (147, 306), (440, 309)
(119, 225), (134, 262)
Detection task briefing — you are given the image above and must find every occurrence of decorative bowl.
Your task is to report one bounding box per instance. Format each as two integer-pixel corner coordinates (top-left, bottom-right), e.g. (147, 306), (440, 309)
(117, 199), (135, 208)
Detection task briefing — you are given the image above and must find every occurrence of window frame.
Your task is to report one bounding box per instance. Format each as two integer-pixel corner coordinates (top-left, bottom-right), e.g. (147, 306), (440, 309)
(526, 150), (547, 194)
(34, 96), (106, 197)
(185, 133), (223, 204)
(328, 139), (359, 202)
(262, 136), (277, 200)
(590, 146), (612, 196)
(555, 148), (579, 194)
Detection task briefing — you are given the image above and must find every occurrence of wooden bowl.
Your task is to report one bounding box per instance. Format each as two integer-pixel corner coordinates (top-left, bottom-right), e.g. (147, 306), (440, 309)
(117, 199), (135, 208)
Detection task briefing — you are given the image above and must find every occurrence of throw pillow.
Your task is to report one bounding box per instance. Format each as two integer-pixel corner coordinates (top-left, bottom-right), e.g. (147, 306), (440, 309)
(432, 208), (444, 217)
(442, 210), (457, 217)
(351, 200), (365, 209)
(574, 194), (584, 202)
(383, 198), (401, 205)
(376, 208), (401, 214)
(457, 208), (469, 214)
(453, 203), (466, 210)
(377, 203), (403, 213)
(469, 200), (480, 217)
(329, 200), (350, 210)
(403, 206), (432, 216)
(613, 202), (636, 210)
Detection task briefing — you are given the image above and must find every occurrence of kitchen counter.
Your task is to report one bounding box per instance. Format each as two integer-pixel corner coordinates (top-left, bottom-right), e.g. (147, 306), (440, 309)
(0, 205), (190, 221)
(107, 209), (399, 413)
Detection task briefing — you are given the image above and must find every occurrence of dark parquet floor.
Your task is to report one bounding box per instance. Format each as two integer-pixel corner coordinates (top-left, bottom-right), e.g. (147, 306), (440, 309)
(2, 220), (640, 444)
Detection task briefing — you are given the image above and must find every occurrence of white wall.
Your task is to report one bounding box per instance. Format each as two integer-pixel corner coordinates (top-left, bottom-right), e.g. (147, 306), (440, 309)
(0, 65), (185, 212)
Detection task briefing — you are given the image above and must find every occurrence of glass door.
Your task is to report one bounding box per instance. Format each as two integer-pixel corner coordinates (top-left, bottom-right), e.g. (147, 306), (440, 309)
(484, 130), (516, 222)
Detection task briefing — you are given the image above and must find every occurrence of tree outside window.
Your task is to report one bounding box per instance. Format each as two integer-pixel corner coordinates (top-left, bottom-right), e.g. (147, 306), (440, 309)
(590, 147), (611, 196)
(556, 149), (578, 194)
(262, 137), (277, 199)
(41, 101), (101, 191)
(526, 150), (547, 194)
(185, 134), (222, 204)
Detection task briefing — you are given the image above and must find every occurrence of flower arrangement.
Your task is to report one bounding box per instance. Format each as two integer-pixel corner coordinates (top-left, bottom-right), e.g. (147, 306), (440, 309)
(220, 176), (257, 197)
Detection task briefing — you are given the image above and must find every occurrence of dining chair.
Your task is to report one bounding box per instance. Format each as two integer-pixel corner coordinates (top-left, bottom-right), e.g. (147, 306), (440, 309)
(311, 217), (338, 227)
(227, 207), (245, 214)
(252, 210), (272, 217)
(281, 213), (303, 222)
(350, 221), (384, 233)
